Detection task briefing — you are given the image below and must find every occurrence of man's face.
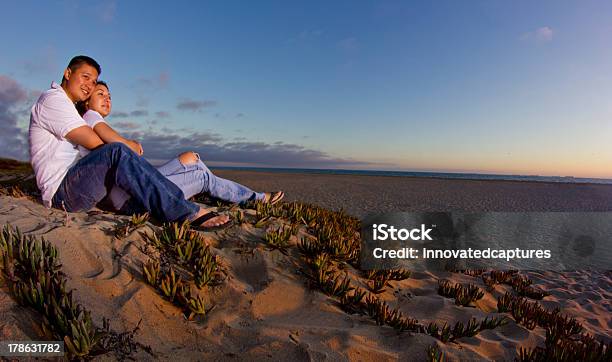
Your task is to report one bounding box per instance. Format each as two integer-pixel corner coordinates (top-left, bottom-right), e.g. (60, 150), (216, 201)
(63, 64), (98, 103)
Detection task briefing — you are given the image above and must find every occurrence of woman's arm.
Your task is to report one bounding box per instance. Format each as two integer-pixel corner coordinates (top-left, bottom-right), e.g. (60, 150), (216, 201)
(93, 123), (143, 155)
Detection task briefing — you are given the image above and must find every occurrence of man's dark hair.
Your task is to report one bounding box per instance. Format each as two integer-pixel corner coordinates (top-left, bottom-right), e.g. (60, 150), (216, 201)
(62, 55), (101, 83)
(75, 80), (109, 116)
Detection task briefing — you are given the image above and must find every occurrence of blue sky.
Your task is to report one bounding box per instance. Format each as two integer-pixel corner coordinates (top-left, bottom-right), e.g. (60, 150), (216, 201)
(1, 1), (611, 178)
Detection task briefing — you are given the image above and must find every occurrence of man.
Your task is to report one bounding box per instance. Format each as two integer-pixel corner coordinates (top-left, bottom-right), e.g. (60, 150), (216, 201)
(28, 55), (229, 228)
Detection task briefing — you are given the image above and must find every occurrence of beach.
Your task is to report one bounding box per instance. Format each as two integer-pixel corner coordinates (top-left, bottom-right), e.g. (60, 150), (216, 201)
(0, 167), (610, 360)
(214, 170), (612, 217)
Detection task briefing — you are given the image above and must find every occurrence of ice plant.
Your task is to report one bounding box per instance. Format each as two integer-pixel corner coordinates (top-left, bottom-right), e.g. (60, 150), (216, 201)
(437, 279), (484, 307)
(0, 224), (139, 359)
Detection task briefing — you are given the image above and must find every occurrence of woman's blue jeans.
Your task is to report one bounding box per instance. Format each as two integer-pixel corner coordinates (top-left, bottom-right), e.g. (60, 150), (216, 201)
(107, 152), (265, 210)
(52, 143), (199, 222)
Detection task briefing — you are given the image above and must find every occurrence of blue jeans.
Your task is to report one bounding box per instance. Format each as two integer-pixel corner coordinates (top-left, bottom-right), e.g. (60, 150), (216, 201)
(107, 153), (265, 210)
(52, 143), (199, 222)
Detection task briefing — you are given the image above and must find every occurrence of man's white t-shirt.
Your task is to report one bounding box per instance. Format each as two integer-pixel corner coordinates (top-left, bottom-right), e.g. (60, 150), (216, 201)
(29, 82), (87, 207)
(78, 110), (107, 157)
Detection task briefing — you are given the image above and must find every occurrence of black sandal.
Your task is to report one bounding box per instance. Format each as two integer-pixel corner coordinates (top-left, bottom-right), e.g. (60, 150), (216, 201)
(191, 211), (232, 231)
(265, 191), (285, 205)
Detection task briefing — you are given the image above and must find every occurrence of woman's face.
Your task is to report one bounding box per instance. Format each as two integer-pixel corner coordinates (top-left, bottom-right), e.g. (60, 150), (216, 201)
(87, 84), (112, 117)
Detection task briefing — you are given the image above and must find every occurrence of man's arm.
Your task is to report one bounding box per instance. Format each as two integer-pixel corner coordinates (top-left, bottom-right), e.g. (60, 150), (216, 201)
(65, 126), (105, 150)
(92, 123), (143, 155)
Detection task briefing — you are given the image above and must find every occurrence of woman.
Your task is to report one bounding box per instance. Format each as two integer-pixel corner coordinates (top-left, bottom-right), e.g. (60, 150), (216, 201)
(77, 81), (284, 211)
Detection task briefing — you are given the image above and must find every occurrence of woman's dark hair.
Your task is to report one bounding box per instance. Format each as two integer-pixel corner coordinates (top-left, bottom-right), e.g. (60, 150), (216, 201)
(96, 80), (109, 91)
(75, 80), (110, 117)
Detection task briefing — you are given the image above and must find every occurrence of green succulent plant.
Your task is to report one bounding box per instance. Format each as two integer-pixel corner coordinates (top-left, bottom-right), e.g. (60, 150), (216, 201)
(426, 343), (445, 362)
(142, 260), (160, 286)
(0, 224), (140, 359)
(437, 279), (484, 307)
(322, 273), (353, 298)
(232, 210), (245, 225)
(264, 227), (292, 251)
(187, 294), (207, 320)
(159, 268), (181, 302)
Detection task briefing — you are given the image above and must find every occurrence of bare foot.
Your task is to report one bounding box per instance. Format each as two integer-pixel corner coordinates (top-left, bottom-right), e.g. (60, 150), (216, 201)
(193, 208), (230, 228)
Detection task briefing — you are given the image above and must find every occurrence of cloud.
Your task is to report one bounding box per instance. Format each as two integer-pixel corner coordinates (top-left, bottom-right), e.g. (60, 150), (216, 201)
(338, 37), (359, 51)
(130, 110), (148, 117)
(0, 75), (30, 161)
(158, 71), (170, 87)
(155, 111), (171, 118)
(21, 46), (57, 76)
(521, 26), (554, 42)
(110, 111), (130, 118)
(0, 75), (374, 169)
(119, 128), (370, 168)
(113, 121), (141, 130)
(235, 113), (244, 118)
(136, 97), (149, 107)
(176, 98), (217, 112)
(134, 71), (170, 89)
(300, 29), (324, 39)
(97, 0), (117, 23)
(109, 110), (148, 118)
(285, 29), (324, 44)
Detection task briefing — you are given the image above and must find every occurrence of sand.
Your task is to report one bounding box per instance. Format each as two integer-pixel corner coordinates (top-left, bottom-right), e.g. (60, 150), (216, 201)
(213, 170), (612, 218)
(0, 170), (610, 361)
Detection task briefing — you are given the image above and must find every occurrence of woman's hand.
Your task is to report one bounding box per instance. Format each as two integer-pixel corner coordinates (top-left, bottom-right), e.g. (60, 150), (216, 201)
(127, 140), (144, 155)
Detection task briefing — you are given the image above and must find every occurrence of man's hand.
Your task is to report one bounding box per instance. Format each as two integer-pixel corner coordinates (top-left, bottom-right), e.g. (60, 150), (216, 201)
(65, 126), (104, 150)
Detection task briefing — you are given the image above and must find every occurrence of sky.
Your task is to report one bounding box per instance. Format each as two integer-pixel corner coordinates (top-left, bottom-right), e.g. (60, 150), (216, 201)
(1, 1), (611, 178)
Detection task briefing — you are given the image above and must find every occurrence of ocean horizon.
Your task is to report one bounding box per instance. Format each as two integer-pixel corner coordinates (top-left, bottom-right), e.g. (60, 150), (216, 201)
(210, 166), (612, 185)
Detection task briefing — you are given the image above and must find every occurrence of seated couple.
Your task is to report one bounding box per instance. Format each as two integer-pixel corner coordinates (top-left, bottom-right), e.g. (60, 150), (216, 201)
(29, 55), (284, 229)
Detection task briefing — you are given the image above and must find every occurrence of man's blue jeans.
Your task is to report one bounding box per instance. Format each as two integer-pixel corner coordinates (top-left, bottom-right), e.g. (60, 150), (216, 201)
(52, 143), (199, 222)
(107, 153), (265, 210)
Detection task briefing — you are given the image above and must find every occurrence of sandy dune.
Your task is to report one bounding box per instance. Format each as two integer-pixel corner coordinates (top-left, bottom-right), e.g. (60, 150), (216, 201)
(0, 191), (610, 361)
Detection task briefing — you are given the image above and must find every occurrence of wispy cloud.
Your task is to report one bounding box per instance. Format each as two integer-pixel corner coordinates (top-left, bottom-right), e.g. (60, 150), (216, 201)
(0, 74), (371, 168)
(134, 71), (170, 89)
(136, 97), (149, 107)
(521, 26), (554, 42)
(0, 75), (30, 160)
(155, 111), (171, 118)
(158, 71), (170, 87)
(285, 29), (324, 44)
(113, 121), (141, 130)
(110, 111), (130, 118)
(176, 98), (217, 112)
(109, 110), (149, 118)
(21, 46), (57, 76)
(130, 110), (148, 117)
(96, 0), (117, 23)
(0, 75), (373, 168)
(338, 37), (359, 51)
(119, 128), (370, 168)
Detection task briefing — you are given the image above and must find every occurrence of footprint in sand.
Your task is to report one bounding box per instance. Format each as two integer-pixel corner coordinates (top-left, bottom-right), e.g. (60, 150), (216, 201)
(108, 240), (136, 280)
(231, 251), (270, 292)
